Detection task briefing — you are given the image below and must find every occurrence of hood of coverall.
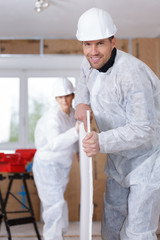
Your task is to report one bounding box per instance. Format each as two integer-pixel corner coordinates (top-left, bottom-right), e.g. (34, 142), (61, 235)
(76, 8), (117, 41)
(53, 78), (74, 97)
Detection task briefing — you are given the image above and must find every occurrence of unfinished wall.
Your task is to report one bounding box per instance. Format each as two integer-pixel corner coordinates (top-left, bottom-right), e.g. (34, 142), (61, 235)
(132, 38), (159, 76)
(0, 38), (128, 55)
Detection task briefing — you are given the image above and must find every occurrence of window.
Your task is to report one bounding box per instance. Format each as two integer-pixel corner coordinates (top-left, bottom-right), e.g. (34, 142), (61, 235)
(0, 77), (20, 144)
(0, 73), (77, 150)
(28, 77), (76, 143)
(0, 54), (83, 151)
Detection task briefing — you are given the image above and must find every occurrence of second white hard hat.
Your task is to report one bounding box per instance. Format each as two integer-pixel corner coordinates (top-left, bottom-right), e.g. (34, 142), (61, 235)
(53, 78), (74, 97)
(76, 8), (117, 41)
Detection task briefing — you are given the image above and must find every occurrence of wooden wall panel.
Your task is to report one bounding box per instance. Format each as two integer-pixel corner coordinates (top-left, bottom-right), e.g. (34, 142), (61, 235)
(116, 39), (129, 52)
(43, 39), (83, 54)
(158, 38), (160, 79)
(132, 38), (157, 74)
(0, 40), (40, 54)
(65, 155), (80, 221)
(44, 39), (129, 54)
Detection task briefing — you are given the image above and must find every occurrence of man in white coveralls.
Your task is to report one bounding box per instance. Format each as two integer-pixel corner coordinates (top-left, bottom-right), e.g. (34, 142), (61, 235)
(75, 7), (160, 240)
(33, 78), (79, 240)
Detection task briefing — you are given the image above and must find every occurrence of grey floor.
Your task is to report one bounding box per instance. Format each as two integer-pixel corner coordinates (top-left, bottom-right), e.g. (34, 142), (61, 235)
(0, 221), (160, 240)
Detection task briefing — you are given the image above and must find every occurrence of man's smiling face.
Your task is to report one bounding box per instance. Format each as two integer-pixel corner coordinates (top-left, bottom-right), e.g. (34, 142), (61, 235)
(82, 37), (116, 69)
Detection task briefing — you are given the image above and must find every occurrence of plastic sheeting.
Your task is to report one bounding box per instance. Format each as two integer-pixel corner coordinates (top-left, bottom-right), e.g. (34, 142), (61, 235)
(79, 111), (93, 240)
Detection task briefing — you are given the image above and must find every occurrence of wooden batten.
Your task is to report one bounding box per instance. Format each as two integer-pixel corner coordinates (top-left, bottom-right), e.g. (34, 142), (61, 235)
(0, 40), (40, 54)
(43, 39), (83, 54)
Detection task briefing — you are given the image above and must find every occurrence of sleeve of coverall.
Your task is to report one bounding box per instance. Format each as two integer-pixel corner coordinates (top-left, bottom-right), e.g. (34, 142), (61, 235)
(74, 57), (90, 106)
(47, 117), (79, 151)
(98, 67), (159, 154)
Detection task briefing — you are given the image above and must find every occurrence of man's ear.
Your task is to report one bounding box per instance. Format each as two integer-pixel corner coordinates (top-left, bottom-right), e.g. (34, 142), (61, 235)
(112, 37), (116, 48)
(71, 93), (75, 100)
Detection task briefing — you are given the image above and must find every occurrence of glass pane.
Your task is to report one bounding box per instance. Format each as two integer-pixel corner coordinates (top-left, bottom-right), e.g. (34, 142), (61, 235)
(0, 78), (19, 144)
(28, 77), (76, 143)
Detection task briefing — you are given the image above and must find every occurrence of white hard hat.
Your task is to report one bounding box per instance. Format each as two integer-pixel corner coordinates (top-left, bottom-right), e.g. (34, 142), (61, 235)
(76, 8), (117, 41)
(53, 78), (74, 97)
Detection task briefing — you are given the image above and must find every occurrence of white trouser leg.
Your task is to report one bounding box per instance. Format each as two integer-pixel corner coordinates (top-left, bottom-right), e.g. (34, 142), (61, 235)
(120, 183), (160, 240)
(42, 200), (64, 240)
(120, 154), (160, 240)
(33, 160), (70, 240)
(62, 201), (69, 234)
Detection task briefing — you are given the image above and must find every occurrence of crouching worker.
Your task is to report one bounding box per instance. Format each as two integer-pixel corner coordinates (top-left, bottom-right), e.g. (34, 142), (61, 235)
(33, 78), (79, 240)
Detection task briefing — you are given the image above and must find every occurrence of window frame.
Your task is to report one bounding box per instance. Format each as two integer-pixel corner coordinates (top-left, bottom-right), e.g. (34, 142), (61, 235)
(0, 67), (81, 151)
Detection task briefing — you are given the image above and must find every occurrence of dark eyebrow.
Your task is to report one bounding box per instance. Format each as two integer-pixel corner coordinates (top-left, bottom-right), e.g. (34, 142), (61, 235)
(98, 40), (104, 44)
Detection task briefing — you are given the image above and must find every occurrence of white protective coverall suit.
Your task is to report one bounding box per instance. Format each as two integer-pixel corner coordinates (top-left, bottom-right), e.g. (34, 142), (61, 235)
(33, 103), (78, 240)
(75, 49), (160, 240)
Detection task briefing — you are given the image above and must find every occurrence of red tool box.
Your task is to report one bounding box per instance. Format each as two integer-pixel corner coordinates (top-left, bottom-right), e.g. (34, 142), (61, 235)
(0, 153), (26, 172)
(15, 149), (36, 162)
(0, 149), (36, 173)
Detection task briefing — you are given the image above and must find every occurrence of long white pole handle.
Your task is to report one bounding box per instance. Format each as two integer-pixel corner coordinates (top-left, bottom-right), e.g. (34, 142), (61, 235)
(87, 110), (91, 133)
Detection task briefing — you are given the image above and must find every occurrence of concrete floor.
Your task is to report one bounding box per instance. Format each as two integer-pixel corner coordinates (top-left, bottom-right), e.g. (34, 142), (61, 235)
(0, 221), (160, 240)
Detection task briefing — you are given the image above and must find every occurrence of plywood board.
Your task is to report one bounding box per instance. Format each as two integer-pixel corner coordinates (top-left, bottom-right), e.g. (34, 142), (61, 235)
(64, 154), (80, 221)
(93, 179), (106, 221)
(116, 39), (129, 52)
(92, 154), (106, 180)
(44, 39), (83, 54)
(0, 40), (40, 54)
(132, 38), (157, 74)
(157, 38), (160, 79)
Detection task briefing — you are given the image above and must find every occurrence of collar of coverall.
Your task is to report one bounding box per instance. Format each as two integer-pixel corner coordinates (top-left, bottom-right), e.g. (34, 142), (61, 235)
(98, 47), (117, 73)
